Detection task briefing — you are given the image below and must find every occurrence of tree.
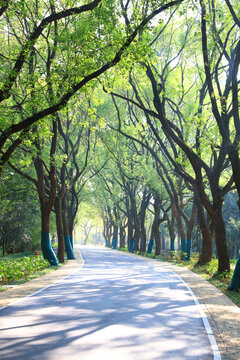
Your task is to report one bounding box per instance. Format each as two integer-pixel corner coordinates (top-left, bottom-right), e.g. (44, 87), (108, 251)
(0, 0), (184, 173)
(103, 4), (235, 271)
(8, 120), (58, 265)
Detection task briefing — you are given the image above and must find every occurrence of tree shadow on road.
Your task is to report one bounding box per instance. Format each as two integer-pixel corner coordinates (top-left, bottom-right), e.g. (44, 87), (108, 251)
(0, 247), (213, 360)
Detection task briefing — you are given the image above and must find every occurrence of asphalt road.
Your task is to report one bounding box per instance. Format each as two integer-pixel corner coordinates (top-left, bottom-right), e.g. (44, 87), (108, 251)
(0, 246), (216, 360)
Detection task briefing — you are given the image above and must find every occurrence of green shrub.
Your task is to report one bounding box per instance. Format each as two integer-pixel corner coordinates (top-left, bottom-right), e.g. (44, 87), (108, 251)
(0, 255), (49, 285)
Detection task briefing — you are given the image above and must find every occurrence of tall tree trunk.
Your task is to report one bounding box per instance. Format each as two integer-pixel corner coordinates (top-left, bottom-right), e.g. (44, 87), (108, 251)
(153, 194), (161, 256)
(195, 193), (213, 265)
(139, 192), (151, 253)
(103, 222), (108, 247)
(133, 224), (140, 252)
(152, 220), (161, 256)
(139, 218), (147, 253)
(167, 206), (175, 251)
(161, 232), (165, 251)
(41, 208), (58, 266)
(213, 206), (230, 272)
(112, 224), (118, 249)
(119, 226), (125, 248)
(68, 205), (74, 249)
(175, 207), (186, 257)
(128, 217), (134, 252)
(62, 195), (75, 259)
(186, 201), (197, 260)
(54, 196), (65, 263)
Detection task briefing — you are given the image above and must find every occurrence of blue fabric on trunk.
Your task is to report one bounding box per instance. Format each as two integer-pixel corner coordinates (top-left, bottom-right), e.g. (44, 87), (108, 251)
(181, 238), (186, 252)
(129, 238), (135, 253)
(64, 235), (75, 259)
(228, 256), (240, 290)
(70, 236), (73, 248)
(181, 239), (187, 260)
(147, 239), (154, 254)
(41, 232), (58, 266)
(170, 238), (175, 251)
(112, 238), (118, 249)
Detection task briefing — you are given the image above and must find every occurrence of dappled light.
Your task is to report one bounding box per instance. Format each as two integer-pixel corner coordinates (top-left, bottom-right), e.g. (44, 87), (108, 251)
(0, 247), (213, 360)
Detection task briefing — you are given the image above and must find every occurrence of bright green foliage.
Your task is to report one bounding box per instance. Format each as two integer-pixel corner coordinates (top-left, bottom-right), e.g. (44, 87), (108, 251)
(0, 255), (49, 285)
(0, 167), (41, 255)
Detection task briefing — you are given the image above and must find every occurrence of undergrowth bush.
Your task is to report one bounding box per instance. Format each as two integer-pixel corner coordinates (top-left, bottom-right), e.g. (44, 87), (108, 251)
(0, 255), (49, 285)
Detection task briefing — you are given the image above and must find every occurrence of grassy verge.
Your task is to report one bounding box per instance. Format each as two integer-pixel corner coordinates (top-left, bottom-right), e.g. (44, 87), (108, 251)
(118, 247), (240, 307)
(0, 252), (62, 292)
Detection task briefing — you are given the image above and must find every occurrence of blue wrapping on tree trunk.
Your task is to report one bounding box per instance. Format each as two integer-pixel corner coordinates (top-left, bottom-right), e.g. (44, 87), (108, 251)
(129, 238), (135, 253)
(64, 235), (75, 260)
(186, 239), (192, 261)
(181, 238), (186, 252)
(228, 256), (240, 290)
(41, 232), (58, 266)
(105, 239), (109, 247)
(147, 239), (154, 254)
(112, 238), (117, 249)
(132, 239), (135, 252)
(170, 238), (175, 251)
(181, 239), (187, 260)
(70, 236), (73, 248)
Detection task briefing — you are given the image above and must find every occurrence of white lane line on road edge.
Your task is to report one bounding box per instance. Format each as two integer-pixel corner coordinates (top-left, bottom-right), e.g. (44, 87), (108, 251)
(0, 248), (85, 312)
(166, 268), (221, 360)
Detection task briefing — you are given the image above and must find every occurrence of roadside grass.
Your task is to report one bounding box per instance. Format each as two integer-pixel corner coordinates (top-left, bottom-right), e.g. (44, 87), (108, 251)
(118, 247), (240, 307)
(0, 252), (62, 292)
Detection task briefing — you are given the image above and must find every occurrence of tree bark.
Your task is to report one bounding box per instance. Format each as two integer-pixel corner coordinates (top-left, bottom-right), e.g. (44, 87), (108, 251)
(54, 196), (65, 263)
(62, 195), (75, 259)
(153, 194), (161, 256)
(195, 193), (213, 265)
(119, 226), (125, 248)
(112, 224), (118, 249)
(213, 207), (230, 272)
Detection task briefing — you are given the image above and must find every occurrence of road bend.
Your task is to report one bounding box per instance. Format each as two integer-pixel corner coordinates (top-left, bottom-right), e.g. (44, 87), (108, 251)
(0, 246), (216, 360)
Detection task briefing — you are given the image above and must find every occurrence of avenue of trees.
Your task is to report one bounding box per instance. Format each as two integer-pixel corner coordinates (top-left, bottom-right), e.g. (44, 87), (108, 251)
(0, 0), (239, 290)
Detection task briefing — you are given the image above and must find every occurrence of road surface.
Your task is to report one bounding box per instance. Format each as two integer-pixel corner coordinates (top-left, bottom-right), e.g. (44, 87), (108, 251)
(0, 246), (217, 360)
